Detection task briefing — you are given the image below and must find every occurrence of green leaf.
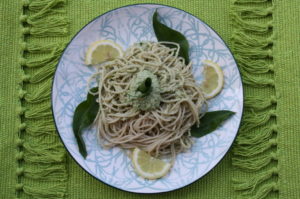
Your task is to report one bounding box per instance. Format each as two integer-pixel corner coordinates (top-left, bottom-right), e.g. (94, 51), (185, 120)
(191, 110), (235, 138)
(137, 77), (152, 97)
(152, 10), (190, 64)
(72, 87), (99, 158)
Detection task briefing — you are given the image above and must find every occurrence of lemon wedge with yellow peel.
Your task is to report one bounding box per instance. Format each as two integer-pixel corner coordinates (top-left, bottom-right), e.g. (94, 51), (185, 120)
(200, 60), (224, 99)
(131, 148), (171, 180)
(85, 40), (123, 65)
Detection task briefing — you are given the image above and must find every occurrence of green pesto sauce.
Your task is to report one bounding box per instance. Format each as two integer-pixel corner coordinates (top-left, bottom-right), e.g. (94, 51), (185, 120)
(128, 70), (161, 111)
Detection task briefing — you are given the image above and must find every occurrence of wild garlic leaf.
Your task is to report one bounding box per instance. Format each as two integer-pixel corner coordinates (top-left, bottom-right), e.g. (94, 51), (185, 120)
(153, 10), (190, 64)
(191, 110), (235, 138)
(72, 87), (99, 158)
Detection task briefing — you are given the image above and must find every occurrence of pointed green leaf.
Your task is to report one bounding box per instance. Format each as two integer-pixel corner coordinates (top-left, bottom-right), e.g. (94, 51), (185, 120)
(191, 110), (235, 138)
(153, 10), (190, 64)
(72, 87), (99, 158)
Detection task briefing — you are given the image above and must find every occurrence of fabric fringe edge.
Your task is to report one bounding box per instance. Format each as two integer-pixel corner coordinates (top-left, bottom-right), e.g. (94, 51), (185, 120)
(17, 0), (68, 198)
(231, 0), (278, 198)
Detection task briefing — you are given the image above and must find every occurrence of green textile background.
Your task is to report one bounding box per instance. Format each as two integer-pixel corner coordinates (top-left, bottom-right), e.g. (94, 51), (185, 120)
(275, 1), (300, 198)
(0, 1), (20, 199)
(0, 0), (299, 198)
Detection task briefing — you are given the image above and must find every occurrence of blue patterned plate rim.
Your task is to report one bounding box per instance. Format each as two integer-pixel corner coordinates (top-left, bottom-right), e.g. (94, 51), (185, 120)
(51, 3), (244, 193)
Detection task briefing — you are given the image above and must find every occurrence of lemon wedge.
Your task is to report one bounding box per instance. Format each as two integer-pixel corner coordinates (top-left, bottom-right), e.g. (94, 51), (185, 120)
(85, 40), (123, 65)
(131, 148), (171, 180)
(200, 60), (224, 99)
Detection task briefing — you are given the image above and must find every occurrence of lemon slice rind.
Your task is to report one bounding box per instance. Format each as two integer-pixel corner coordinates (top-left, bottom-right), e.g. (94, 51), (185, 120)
(85, 40), (123, 65)
(131, 148), (171, 180)
(200, 60), (224, 99)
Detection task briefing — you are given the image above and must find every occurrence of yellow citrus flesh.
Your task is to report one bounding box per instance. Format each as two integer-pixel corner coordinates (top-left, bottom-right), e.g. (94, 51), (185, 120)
(131, 148), (171, 180)
(85, 40), (123, 65)
(200, 60), (224, 99)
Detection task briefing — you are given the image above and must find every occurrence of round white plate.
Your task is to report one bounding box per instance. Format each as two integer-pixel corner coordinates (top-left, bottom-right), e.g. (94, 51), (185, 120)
(52, 4), (243, 193)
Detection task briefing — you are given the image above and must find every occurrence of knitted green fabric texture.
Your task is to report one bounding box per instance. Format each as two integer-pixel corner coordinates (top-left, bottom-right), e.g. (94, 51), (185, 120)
(274, 1), (300, 198)
(1, 0), (299, 199)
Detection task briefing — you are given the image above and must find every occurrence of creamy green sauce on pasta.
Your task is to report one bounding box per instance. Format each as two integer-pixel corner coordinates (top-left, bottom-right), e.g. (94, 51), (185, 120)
(127, 70), (161, 111)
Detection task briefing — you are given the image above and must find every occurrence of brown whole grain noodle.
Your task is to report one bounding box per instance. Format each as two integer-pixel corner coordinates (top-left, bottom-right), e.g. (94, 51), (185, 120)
(88, 42), (206, 164)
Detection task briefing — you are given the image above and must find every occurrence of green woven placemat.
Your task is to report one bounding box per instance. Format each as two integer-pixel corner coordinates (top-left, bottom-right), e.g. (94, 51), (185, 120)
(1, 0), (299, 198)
